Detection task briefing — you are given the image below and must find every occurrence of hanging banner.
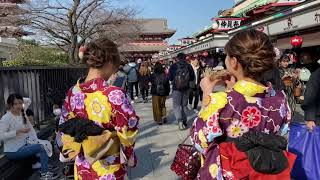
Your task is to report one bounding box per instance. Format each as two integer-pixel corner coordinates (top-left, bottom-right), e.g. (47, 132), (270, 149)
(268, 8), (320, 36)
(212, 17), (246, 31)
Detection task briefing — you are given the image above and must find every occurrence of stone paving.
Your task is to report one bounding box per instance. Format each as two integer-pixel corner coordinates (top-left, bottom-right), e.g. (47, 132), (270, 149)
(128, 97), (197, 180)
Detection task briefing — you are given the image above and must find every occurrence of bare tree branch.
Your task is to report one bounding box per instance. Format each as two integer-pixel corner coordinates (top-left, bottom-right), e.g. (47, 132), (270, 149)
(24, 0), (139, 64)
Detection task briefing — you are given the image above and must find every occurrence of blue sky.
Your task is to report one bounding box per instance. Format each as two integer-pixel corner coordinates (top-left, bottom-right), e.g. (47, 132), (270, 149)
(122, 0), (234, 44)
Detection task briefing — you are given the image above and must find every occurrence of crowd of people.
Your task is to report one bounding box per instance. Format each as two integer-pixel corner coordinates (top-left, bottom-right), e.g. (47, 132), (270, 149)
(0, 29), (320, 180)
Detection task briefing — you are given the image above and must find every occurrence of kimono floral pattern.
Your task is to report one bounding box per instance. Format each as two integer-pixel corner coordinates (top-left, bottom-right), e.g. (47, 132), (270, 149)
(192, 80), (290, 180)
(60, 78), (139, 180)
(241, 106), (261, 128)
(226, 120), (249, 138)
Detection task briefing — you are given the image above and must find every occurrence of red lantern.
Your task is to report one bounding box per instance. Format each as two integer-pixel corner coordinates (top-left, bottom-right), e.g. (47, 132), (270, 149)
(202, 51), (209, 57)
(290, 35), (303, 48)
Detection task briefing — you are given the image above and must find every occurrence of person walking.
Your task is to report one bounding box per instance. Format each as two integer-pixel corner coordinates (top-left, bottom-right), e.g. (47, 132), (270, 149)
(139, 62), (151, 103)
(169, 53), (195, 130)
(191, 30), (295, 179)
(58, 38), (139, 180)
(302, 67), (320, 129)
(0, 94), (58, 180)
(150, 62), (170, 125)
(124, 59), (139, 103)
(189, 59), (203, 113)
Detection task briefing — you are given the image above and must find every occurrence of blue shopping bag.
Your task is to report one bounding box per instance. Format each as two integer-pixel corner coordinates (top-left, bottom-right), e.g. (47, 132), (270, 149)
(288, 122), (320, 180)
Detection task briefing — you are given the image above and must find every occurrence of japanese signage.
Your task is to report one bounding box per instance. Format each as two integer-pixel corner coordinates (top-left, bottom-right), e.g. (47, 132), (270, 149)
(212, 17), (246, 31)
(268, 8), (320, 36)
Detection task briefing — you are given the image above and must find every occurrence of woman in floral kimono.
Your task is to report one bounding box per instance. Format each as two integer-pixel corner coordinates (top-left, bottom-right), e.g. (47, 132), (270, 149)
(59, 38), (139, 180)
(191, 30), (296, 180)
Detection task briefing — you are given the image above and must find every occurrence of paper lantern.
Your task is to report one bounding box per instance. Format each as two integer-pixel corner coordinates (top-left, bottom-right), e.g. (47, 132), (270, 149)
(212, 21), (219, 29)
(290, 35), (303, 48)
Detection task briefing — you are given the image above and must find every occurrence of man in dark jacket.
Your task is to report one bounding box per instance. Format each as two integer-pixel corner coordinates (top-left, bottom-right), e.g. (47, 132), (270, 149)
(169, 53), (195, 130)
(302, 68), (320, 130)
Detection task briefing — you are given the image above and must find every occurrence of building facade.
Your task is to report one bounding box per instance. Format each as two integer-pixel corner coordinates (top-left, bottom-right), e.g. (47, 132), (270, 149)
(119, 19), (175, 62)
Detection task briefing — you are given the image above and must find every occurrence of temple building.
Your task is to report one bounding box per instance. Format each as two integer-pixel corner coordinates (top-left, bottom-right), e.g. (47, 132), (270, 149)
(118, 19), (176, 62)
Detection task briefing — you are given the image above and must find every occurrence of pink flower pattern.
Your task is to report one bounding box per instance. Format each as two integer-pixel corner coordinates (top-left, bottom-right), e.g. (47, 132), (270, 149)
(108, 90), (125, 106)
(226, 120), (249, 138)
(70, 92), (85, 110)
(241, 106), (261, 128)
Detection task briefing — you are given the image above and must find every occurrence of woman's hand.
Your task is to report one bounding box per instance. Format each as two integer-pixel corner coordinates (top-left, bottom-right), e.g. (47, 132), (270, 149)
(306, 121), (316, 132)
(200, 77), (220, 97)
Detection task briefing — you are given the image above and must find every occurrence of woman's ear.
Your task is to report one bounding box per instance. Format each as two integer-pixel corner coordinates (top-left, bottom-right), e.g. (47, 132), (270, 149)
(230, 57), (239, 70)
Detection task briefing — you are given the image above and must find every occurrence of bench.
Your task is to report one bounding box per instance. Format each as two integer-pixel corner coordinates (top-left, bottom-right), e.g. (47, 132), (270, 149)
(0, 126), (54, 180)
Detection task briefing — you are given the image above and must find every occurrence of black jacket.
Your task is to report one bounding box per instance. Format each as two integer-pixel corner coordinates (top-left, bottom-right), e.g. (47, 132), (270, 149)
(302, 68), (320, 125)
(139, 74), (150, 88)
(150, 73), (170, 96)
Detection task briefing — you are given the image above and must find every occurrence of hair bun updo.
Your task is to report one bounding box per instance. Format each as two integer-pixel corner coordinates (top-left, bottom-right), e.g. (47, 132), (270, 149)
(225, 30), (276, 79)
(82, 38), (120, 69)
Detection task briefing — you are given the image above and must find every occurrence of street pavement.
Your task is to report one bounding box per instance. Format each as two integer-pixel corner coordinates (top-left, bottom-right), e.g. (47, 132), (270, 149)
(128, 97), (197, 180)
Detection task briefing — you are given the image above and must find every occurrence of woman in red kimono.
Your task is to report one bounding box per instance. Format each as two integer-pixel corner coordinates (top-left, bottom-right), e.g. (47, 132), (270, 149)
(191, 30), (296, 180)
(59, 38), (139, 180)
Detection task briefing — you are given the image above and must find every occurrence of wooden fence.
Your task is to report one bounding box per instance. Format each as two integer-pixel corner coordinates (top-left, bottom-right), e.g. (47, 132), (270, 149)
(0, 66), (87, 129)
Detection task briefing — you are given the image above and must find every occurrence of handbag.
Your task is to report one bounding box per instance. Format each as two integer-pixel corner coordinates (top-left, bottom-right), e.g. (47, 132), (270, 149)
(171, 136), (201, 180)
(26, 137), (53, 157)
(288, 122), (320, 180)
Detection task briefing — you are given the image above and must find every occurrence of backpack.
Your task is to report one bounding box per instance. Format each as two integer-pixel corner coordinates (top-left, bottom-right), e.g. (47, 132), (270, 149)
(174, 62), (190, 90)
(127, 66), (138, 82)
(155, 74), (167, 96)
(300, 67), (311, 82)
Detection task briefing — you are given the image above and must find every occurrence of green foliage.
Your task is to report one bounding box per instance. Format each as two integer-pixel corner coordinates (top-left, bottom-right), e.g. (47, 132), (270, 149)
(2, 40), (69, 67)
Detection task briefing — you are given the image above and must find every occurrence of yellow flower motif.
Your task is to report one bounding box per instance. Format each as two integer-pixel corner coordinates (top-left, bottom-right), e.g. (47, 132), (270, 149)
(234, 80), (266, 97)
(91, 161), (120, 177)
(198, 130), (208, 148)
(199, 92), (227, 121)
(209, 163), (219, 178)
(244, 96), (257, 104)
(84, 91), (112, 124)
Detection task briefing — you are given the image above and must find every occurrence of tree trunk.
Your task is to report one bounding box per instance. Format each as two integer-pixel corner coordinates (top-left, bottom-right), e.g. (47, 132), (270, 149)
(69, 49), (75, 64)
(74, 43), (80, 64)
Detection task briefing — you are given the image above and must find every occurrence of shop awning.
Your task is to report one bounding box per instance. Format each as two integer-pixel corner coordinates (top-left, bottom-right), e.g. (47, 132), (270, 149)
(232, 0), (277, 17)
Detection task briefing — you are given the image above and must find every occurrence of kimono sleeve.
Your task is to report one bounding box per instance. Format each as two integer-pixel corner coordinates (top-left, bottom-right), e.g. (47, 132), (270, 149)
(191, 92), (228, 155)
(107, 87), (139, 163)
(59, 89), (75, 125)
